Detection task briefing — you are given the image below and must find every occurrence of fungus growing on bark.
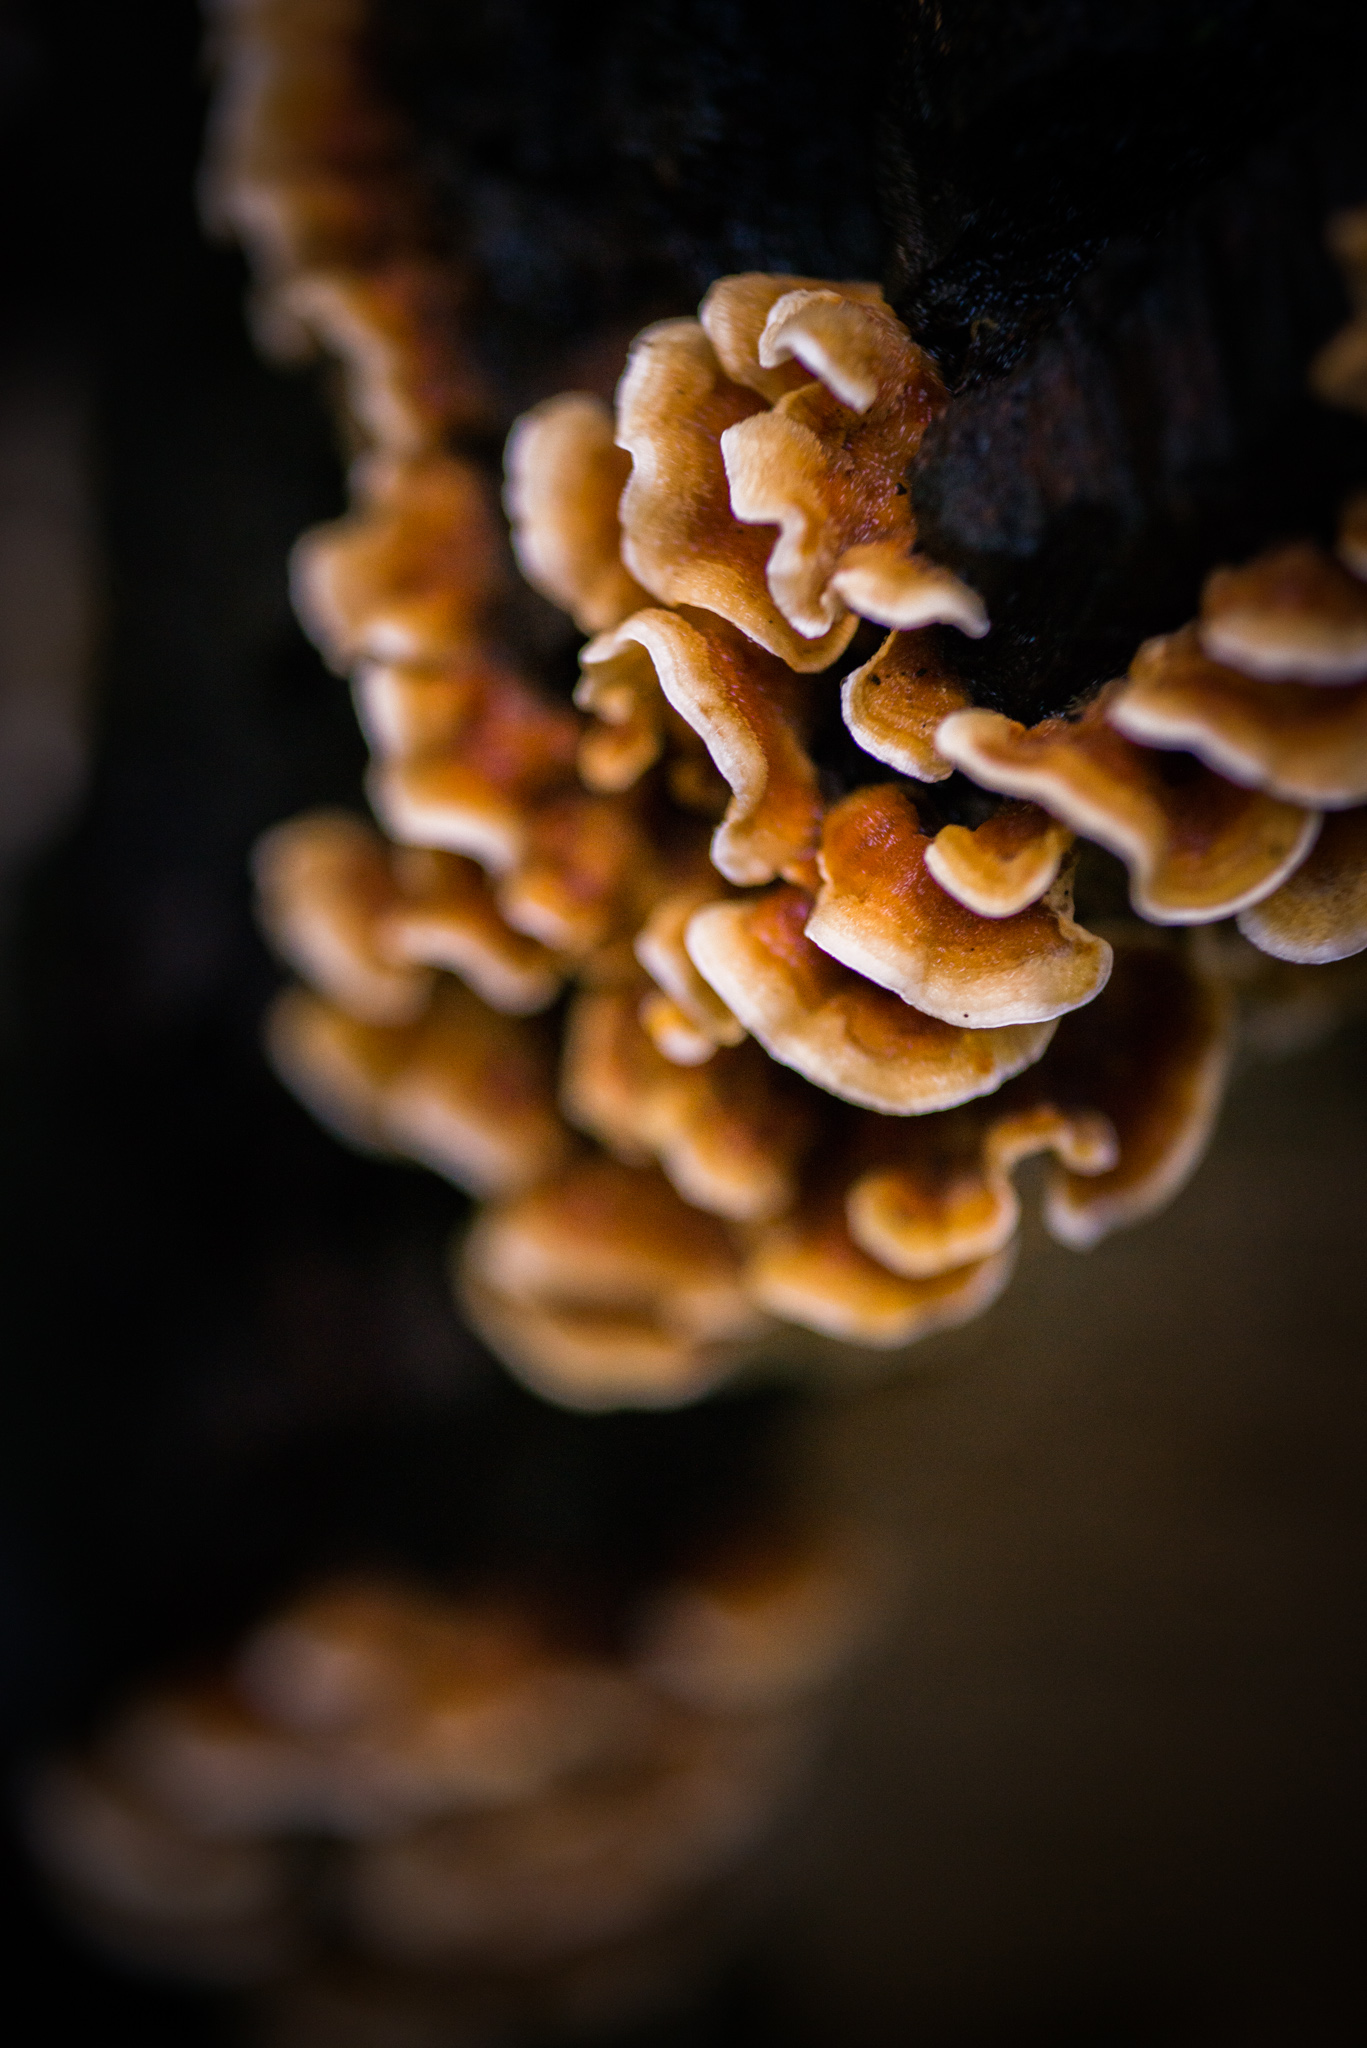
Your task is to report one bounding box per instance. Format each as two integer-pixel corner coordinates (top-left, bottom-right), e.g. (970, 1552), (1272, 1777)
(804, 783), (1110, 1028)
(1237, 805), (1367, 963)
(503, 393), (647, 633)
(937, 693), (1321, 923)
(211, 0), (1361, 1411)
(1198, 542), (1367, 684)
(202, 0), (422, 312)
(291, 454), (505, 669)
(685, 886), (1056, 1115)
(1109, 626), (1367, 809)
(380, 849), (564, 1015)
(698, 272), (888, 403)
(614, 320), (858, 672)
(281, 259), (493, 452)
(265, 982), (569, 1198)
(253, 812), (563, 1019)
(458, 1157), (769, 1410)
(577, 607), (820, 884)
(561, 984), (815, 1222)
(1032, 941), (1234, 1251)
(352, 655), (486, 758)
(30, 1521), (874, 1992)
(744, 1187), (1016, 1348)
(844, 1098), (1117, 1279)
(718, 288), (985, 640)
(839, 628), (971, 781)
(924, 802), (1075, 917)
(493, 789), (663, 959)
(367, 660), (580, 874)
(253, 809), (434, 1026)
(633, 885), (746, 1060)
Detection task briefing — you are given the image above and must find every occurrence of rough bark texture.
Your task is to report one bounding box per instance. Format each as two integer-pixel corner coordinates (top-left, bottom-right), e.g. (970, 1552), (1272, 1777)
(380, 0), (1367, 719)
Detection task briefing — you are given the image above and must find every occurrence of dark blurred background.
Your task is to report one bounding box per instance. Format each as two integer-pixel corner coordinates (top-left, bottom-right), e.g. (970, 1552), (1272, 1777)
(0, 2), (1365, 2041)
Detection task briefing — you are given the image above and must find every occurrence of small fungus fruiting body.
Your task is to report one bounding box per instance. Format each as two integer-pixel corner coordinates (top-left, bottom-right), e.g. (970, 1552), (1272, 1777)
(840, 629), (972, 781)
(804, 784), (1110, 1028)
(936, 696), (1321, 925)
(213, 0), (1367, 1410)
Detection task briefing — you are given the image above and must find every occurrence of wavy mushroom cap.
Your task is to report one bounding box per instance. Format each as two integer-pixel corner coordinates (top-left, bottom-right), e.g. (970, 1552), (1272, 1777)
(924, 801), (1075, 917)
(1033, 942), (1234, 1250)
(381, 848), (564, 1014)
(281, 259), (493, 452)
(352, 657), (486, 759)
(494, 788), (666, 959)
(633, 884), (746, 1057)
(844, 1096), (1116, 1281)
(291, 453), (506, 669)
(686, 886), (1056, 1115)
(700, 272), (885, 399)
(503, 392), (648, 634)
(577, 607), (820, 884)
(561, 984), (816, 1222)
(202, 0), (421, 293)
(367, 660), (580, 873)
(745, 1186), (1017, 1348)
(265, 982), (570, 1197)
(614, 318), (858, 671)
(1109, 624), (1367, 809)
(720, 290), (983, 642)
(840, 628), (972, 782)
(458, 1156), (770, 1410)
(805, 783), (1111, 1028)
(1198, 541), (1367, 684)
(252, 809), (433, 1025)
(937, 693), (1321, 924)
(1237, 805), (1367, 963)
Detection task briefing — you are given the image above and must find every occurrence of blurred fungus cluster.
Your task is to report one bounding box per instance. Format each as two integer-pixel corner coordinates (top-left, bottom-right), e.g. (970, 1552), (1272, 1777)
(29, 1509), (874, 2032)
(208, 0), (1367, 1413)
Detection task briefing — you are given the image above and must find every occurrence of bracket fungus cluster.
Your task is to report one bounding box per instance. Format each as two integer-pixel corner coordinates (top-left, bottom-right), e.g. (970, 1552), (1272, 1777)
(215, 1), (1367, 1411)
(29, 1529), (871, 2000)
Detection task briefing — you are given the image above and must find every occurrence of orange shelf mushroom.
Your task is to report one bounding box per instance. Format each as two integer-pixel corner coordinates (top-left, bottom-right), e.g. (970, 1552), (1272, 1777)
(615, 318), (859, 672)
(744, 1185), (1017, 1349)
(280, 258), (494, 453)
(503, 391), (648, 634)
(684, 885), (1057, 1116)
(211, 0), (1367, 1410)
(936, 691), (1320, 924)
(1197, 541), (1367, 685)
(924, 801), (1075, 918)
(804, 783), (1110, 1028)
(266, 982), (569, 1199)
(1236, 806), (1367, 964)
(576, 607), (820, 884)
(715, 284), (983, 641)
(844, 1097), (1117, 1280)
(291, 454), (506, 670)
(561, 982), (816, 1223)
(459, 1156), (771, 1410)
(1109, 625), (1367, 811)
(839, 628), (972, 782)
